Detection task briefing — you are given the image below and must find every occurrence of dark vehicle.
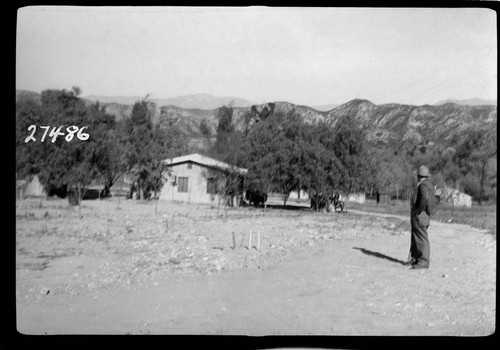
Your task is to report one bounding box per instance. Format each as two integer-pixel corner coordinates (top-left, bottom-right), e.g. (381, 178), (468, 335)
(245, 189), (268, 206)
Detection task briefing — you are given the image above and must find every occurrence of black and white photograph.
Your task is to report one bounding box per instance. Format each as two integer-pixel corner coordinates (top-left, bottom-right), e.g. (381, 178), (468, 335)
(15, 5), (496, 337)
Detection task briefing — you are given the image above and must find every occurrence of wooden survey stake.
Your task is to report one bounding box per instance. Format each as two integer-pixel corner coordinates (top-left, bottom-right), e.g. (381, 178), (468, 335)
(257, 230), (261, 251)
(239, 232), (246, 249)
(248, 229), (252, 250)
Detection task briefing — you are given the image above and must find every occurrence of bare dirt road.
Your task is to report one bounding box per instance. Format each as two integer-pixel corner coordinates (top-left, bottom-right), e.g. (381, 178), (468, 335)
(15, 199), (495, 336)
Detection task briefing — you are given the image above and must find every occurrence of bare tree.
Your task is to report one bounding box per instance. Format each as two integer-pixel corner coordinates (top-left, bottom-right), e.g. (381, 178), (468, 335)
(202, 162), (245, 220)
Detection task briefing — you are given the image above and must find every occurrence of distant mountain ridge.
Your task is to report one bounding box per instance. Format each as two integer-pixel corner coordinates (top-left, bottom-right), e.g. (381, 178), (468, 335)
(16, 89), (41, 102)
(312, 103), (340, 111)
(84, 93), (255, 109)
(434, 98), (496, 106)
(16, 90), (497, 148)
(145, 98), (497, 147)
(325, 98), (496, 144)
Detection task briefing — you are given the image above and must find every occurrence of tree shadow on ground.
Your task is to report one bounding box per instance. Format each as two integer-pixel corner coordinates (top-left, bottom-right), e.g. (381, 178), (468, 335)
(263, 204), (348, 212)
(352, 247), (406, 265)
(264, 204), (311, 211)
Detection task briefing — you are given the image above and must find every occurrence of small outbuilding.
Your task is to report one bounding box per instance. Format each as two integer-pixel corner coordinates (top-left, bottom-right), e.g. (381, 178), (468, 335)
(288, 190), (310, 201)
(346, 192), (366, 204)
(16, 175), (46, 200)
(441, 187), (472, 208)
(376, 192), (390, 204)
(160, 153), (248, 205)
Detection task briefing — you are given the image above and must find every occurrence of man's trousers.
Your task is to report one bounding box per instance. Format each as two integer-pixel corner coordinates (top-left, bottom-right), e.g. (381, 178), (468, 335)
(410, 212), (430, 265)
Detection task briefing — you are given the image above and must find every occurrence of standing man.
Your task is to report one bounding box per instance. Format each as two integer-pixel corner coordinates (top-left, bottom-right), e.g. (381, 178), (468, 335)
(404, 165), (435, 269)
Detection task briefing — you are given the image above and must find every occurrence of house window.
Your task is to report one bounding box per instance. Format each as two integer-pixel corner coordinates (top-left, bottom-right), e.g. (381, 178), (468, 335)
(178, 177), (188, 193)
(207, 178), (217, 194)
(187, 163), (192, 169)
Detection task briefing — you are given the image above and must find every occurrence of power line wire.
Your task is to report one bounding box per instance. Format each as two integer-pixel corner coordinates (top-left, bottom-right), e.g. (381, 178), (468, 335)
(405, 63), (495, 105)
(380, 43), (496, 103)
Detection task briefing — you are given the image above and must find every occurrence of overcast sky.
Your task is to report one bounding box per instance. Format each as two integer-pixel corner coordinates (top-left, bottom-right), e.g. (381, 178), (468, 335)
(16, 6), (497, 106)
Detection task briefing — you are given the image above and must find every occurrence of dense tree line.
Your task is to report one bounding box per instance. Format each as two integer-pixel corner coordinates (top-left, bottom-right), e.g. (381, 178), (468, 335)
(16, 87), (188, 214)
(203, 106), (371, 211)
(370, 127), (497, 204)
(16, 88), (497, 215)
(204, 104), (496, 209)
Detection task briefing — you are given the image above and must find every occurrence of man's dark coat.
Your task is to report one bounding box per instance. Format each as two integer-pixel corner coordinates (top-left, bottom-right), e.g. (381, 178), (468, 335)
(409, 179), (434, 265)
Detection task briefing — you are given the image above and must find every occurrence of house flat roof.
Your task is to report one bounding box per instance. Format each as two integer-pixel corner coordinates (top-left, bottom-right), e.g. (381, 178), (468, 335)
(163, 153), (248, 175)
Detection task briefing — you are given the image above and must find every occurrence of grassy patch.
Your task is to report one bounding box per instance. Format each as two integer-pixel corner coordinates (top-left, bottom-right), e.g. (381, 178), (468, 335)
(433, 204), (496, 236)
(347, 199), (496, 237)
(346, 199), (409, 216)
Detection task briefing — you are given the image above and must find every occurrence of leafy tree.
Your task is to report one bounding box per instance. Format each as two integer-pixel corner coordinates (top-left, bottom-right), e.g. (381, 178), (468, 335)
(122, 97), (189, 210)
(200, 109), (246, 215)
(278, 112), (308, 204)
(16, 87), (193, 216)
(330, 116), (371, 206)
(242, 116), (281, 209)
(299, 135), (331, 211)
(145, 125), (175, 213)
(199, 119), (213, 149)
(241, 110), (255, 137)
(16, 94), (44, 180)
(244, 111), (304, 208)
(213, 105), (235, 157)
(202, 162), (245, 218)
(453, 129), (497, 203)
(299, 122), (348, 211)
(243, 111), (373, 212)
(207, 104), (247, 169)
(369, 147), (415, 200)
(29, 87), (97, 216)
(154, 106), (190, 160)
(86, 102), (120, 197)
(122, 98), (156, 199)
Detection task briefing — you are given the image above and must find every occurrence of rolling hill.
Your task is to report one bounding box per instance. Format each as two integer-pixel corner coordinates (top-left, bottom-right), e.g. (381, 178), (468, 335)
(434, 98), (496, 106)
(126, 99), (497, 148)
(16, 90), (497, 149)
(85, 93), (255, 109)
(325, 99), (497, 144)
(312, 103), (340, 111)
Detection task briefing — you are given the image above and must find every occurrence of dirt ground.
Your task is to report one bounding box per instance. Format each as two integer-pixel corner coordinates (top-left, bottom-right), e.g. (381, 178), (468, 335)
(15, 197), (496, 336)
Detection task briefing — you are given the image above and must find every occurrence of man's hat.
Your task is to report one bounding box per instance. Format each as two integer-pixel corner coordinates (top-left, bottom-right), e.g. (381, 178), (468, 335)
(417, 165), (430, 177)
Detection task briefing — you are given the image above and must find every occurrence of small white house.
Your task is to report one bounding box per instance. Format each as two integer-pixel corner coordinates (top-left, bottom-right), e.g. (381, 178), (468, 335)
(288, 190), (310, 200)
(442, 187), (472, 208)
(16, 175), (46, 200)
(160, 153), (248, 205)
(346, 192), (366, 204)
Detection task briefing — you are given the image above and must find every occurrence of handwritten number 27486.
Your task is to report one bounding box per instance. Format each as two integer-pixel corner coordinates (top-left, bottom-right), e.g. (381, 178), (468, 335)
(25, 125), (89, 143)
